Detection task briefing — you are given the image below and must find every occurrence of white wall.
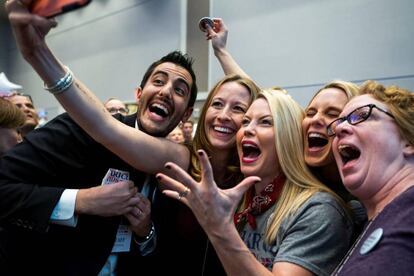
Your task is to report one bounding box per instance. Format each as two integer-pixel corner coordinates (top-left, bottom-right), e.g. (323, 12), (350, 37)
(3, 0), (414, 116)
(6, 0), (185, 117)
(209, 0), (414, 106)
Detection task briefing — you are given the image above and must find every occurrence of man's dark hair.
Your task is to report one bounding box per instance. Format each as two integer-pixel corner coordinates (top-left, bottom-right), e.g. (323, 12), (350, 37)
(139, 51), (198, 108)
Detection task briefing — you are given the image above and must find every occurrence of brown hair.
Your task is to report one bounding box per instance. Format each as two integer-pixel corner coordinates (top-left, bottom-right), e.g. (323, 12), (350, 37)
(359, 80), (414, 146)
(0, 98), (25, 129)
(189, 74), (260, 186)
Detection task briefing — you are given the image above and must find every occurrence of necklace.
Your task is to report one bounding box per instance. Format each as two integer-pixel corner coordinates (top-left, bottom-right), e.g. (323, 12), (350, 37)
(332, 212), (380, 275)
(234, 173), (286, 229)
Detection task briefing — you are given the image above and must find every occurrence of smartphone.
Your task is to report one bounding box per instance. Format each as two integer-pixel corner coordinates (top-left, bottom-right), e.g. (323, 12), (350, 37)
(30, 0), (92, 18)
(198, 17), (214, 32)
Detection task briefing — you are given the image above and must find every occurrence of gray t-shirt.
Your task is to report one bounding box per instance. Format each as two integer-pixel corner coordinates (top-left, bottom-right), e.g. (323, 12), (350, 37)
(239, 192), (353, 276)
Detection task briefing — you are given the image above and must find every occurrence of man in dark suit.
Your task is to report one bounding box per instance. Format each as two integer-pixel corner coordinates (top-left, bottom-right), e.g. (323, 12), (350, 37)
(0, 52), (197, 275)
(0, 3), (198, 274)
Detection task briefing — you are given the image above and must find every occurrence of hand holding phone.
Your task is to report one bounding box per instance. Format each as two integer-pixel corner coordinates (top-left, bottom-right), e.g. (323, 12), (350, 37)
(30, 0), (91, 18)
(198, 17), (214, 32)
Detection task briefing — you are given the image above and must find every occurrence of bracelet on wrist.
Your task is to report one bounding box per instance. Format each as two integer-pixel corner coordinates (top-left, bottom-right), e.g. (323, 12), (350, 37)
(133, 223), (155, 244)
(44, 66), (74, 95)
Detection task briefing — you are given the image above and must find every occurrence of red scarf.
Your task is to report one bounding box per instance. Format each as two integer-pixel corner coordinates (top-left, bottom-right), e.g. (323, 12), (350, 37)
(234, 173), (286, 229)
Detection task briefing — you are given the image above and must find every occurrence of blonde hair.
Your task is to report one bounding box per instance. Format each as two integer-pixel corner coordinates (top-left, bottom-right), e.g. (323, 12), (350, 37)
(0, 98), (25, 129)
(307, 80), (359, 107)
(359, 80), (414, 146)
(242, 89), (345, 244)
(190, 74), (260, 185)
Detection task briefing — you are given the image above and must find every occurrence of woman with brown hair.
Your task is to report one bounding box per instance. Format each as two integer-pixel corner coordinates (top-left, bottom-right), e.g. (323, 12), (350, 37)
(0, 97), (25, 156)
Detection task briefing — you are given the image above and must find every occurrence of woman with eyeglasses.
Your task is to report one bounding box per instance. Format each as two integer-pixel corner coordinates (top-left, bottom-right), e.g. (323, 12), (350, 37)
(329, 80), (414, 275)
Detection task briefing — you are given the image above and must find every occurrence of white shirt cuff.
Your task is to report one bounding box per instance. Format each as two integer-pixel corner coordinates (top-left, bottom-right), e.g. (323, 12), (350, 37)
(50, 189), (79, 227)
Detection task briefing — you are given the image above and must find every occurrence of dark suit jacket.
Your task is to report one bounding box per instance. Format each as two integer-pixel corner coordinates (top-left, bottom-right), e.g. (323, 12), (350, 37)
(0, 112), (148, 276)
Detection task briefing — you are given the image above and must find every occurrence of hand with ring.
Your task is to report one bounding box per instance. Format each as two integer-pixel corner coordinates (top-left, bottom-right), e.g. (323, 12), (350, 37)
(156, 149), (260, 231)
(124, 193), (152, 238)
(178, 187), (190, 200)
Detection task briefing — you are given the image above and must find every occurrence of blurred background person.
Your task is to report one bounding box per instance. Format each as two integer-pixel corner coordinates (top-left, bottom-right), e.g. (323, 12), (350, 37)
(167, 126), (185, 144)
(8, 93), (40, 137)
(104, 97), (129, 116)
(181, 119), (194, 144)
(0, 98), (25, 156)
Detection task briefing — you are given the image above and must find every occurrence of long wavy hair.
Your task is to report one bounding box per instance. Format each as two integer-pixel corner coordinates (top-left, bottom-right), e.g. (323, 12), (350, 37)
(239, 89), (347, 244)
(305, 80), (360, 200)
(190, 74), (260, 187)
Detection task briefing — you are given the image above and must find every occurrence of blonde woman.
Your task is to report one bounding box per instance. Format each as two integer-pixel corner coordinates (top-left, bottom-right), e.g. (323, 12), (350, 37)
(158, 89), (354, 276)
(303, 81), (359, 201)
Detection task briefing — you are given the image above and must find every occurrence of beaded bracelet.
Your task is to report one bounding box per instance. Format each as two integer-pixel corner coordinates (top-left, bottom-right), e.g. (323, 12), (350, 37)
(44, 66), (74, 95)
(133, 223), (155, 244)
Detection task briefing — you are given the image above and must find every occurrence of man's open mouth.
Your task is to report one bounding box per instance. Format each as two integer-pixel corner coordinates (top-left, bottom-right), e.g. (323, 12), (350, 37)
(149, 103), (169, 118)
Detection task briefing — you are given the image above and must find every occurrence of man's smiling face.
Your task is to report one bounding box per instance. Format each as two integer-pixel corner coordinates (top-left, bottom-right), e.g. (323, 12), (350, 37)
(135, 62), (193, 137)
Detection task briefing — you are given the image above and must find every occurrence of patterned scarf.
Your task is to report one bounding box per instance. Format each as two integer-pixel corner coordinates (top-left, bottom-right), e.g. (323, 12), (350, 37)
(234, 173), (286, 229)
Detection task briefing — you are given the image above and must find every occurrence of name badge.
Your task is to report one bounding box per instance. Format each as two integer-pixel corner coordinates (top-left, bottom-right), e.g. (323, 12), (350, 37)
(360, 228), (383, 255)
(101, 168), (132, 253)
(111, 224), (132, 253)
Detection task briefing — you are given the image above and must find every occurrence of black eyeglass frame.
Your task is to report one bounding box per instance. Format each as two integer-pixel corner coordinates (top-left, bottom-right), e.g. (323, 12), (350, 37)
(327, 104), (394, 137)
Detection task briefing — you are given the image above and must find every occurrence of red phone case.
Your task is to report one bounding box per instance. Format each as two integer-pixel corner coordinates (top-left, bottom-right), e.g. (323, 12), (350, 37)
(30, 0), (91, 18)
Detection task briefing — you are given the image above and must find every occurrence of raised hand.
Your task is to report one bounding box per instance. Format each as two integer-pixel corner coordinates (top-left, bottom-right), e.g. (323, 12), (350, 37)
(202, 17), (250, 78)
(204, 18), (228, 54)
(157, 149), (260, 231)
(75, 181), (140, 217)
(6, 0), (57, 58)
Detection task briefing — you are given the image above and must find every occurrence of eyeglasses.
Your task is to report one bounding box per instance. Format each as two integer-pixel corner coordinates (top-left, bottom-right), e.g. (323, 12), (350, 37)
(107, 107), (129, 115)
(327, 104), (394, 136)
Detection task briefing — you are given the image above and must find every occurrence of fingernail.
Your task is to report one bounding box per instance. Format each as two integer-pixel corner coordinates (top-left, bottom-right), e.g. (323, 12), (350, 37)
(156, 175), (162, 180)
(165, 164), (171, 169)
(198, 150), (203, 156)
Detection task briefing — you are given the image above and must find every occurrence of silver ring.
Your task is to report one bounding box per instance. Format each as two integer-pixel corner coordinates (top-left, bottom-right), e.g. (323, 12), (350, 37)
(178, 187), (189, 200)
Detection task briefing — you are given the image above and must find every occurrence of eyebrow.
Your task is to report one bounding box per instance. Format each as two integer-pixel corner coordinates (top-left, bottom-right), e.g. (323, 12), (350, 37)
(213, 96), (249, 106)
(243, 114), (272, 121)
(260, 115), (273, 120)
(152, 70), (190, 92)
(326, 106), (343, 113)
